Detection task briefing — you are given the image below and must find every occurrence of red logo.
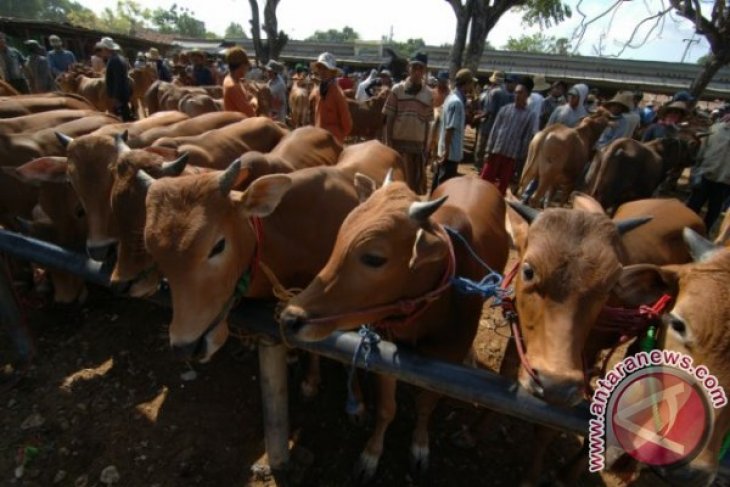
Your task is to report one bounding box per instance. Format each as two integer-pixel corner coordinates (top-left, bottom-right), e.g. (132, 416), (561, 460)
(608, 367), (712, 467)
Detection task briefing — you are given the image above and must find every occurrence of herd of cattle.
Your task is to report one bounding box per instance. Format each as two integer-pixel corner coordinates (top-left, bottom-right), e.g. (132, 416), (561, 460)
(0, 87), (728, 486)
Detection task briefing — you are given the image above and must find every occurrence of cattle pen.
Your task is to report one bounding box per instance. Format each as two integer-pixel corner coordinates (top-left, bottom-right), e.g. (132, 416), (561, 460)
(0, 228), (727, 484)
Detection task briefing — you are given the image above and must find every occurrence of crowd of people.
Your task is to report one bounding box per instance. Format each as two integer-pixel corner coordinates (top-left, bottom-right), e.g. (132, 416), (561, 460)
(0, 31), (726, 231)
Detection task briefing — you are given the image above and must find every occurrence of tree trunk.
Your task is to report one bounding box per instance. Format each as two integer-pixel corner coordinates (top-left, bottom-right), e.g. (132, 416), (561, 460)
(464, 1), (518, 74)
(689, 53), (726, 98)
(447, 0), (473, 78)
(248, 0), (266, 65)
(263, 0), (287, 61)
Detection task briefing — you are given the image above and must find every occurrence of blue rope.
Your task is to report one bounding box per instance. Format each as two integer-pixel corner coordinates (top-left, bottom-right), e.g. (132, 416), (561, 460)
(443, 226), (506, 302)
(345, 326), (381, 415)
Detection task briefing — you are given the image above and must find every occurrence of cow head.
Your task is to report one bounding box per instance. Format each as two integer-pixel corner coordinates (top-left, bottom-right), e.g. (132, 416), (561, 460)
(57, 131), (124, 261)
(614, 230), (730, 486)
(109, 147), (190, 298)
(144, 160), (292, 362)
(506, 196), (651, 406)
(279, 176), (450, 341)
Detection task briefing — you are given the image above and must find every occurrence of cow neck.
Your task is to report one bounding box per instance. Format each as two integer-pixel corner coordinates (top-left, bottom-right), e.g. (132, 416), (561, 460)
(577, 119), (607, 147)
(302, 224), (457, 332)
(232, 216), (263, 302)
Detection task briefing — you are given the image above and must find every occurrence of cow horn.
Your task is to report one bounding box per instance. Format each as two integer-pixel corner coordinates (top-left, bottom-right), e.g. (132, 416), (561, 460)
(383, 168), (394, 187)
(135, 169), (155, 190)
(160, 152), (189, 177)
(55, 132), (73, 148)
(408, 196), (448, 223)
(507, 201), (540, 224)
(219, 158), (241, 196)
(614, 217), (652, 235)
(115, 132), (130, 153)
(683, 227), (720, 263)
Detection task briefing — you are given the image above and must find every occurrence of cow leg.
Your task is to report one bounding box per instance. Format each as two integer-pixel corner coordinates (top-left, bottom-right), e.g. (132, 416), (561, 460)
(522, 425), (558, 486)
(559, 183), (574, 207)
(300, 353), (321, 399)
(528, 181), (547, 209)
(410, 390), (440, 476)
(353, 374), (397, 484)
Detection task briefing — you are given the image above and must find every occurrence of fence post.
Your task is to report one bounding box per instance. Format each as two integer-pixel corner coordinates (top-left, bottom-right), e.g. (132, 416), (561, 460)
(258, 337), (290, 484)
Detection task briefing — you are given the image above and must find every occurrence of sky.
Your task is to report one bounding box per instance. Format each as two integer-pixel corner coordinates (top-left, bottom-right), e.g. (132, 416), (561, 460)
(76, 0), (710, 64)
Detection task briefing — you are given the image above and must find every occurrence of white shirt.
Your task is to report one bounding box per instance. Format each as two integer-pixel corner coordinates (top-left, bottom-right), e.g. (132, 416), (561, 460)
(527, 92), (544, 133)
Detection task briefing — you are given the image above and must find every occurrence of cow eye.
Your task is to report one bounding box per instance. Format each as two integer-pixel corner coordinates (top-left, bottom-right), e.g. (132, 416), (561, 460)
(666, 314), (686, 337)
(360, 253), (387, 268)
(208, 238), (225, 259)
(522, 262), (535, 282)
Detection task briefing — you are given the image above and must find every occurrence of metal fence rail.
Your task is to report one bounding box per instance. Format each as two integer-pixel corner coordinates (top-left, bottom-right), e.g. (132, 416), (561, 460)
(1, 229), (727, 481)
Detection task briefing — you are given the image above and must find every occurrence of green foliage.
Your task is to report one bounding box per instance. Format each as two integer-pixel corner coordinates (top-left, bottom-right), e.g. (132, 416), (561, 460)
(100, 1), (151, 35)
(388, 38), (427, 58)
(696, 53), (711, 65)
(518, 0), (572, 29)
(224, 22), (248, 39)
(503, 32), (570, 55)
(150, 3), (206, 37)
(306, 26), (360, 43)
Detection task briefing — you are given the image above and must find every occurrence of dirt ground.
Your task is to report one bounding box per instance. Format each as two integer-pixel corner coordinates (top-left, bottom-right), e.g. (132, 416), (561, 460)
(0, 163), (712, 487)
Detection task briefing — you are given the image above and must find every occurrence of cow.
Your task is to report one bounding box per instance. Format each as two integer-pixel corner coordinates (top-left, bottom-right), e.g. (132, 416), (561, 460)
(130, 112), (246, 149)
(0, 79), (20, 96)
(144, 81), (207, 115)
(0, 109), (99, 135)
(289, 79), (311, 128)
(347, 88), (389, 140)
(148, 117), (287, 168)
(0, 93), (96, 117)
(129, 65), (157, 117)
(177, 93), (219, 117)
(518, 111), (611, 207)
(141, 143), (405, 366)
(503, 195), (704, 483)
(55, 72), (116, 112)
(277, 176), (509, 481)
(609, 230), (730, 486)
(89, 110), (189, 141)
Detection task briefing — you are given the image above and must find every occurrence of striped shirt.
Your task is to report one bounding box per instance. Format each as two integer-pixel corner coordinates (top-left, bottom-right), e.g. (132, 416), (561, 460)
(383, 81), (434, 153)
(487, 103), (537, 161)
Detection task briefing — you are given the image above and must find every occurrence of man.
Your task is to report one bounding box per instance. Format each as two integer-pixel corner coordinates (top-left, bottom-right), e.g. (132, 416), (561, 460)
(624, 91), (643, 137)
(96, 37), (133, 121)
(546, 83), (588, 128)
(355, 69), (378, 102)
(222, 47), (255, 117)
(686, 110), (730, 231)
(642, 101), (688, 142)
(147, 47), (171, 82)
(47, 34), (76, 78)
(337, 66), (354, 92)
(383, 52), (434, 194)
(24, 40), (55, 93)
(432, 68), (474, 193)
(595, 91), (634, 149)
(428, 70), (450, 158)
(480, 78), (537, 195)
(473, 71), (515, 170)
(190, 50), (214, 86)
(527, 74), (550, 133)
(310, 52), (352, 144)
(265, 60), (288, 123)
(0, 33), (29, 94)
(540, 80), (567, 128)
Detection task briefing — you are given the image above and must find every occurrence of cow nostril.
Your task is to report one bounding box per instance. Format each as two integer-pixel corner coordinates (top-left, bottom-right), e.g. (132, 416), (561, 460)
(171, 340), (203, 361)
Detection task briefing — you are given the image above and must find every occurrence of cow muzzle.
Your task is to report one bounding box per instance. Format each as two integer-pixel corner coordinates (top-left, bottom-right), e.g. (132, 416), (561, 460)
(520, 368), (584, 407)
(170, 319), (229, 363)
(86, 239), (117, 262)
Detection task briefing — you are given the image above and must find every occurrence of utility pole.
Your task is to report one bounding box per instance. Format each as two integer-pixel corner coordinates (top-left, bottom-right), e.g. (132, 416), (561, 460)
(681, 35), (700, 63)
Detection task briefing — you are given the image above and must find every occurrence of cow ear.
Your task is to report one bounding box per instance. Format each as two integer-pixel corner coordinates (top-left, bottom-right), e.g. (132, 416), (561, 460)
(4, 157), (69, 186)
(612, 264), (679, 308)
(354, 172), (377, 203)
(572, 192), (605, 214)
(505, 202), (532, 251)
(232, 174), (292, 217)
(409, 228), (448, 270)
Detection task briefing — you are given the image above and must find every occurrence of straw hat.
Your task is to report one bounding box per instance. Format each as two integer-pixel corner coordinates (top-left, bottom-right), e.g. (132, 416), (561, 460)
(658, 101), (689, 118)
(532, 74), (551, 92)
(265, 60), (284, 74)
(311, 52), (341, 75)
(489, 70), (505, 84)
(95, 37), (120, 51)
(603, 91), (635, 113)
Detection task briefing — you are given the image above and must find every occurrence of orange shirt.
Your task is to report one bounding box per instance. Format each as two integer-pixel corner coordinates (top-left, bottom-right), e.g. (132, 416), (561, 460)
(223, 75), (255, 117)
(310, 82), (352, 144)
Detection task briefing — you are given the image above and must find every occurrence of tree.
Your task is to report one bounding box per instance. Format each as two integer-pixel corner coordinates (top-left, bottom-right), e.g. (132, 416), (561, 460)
(445, 0), (571, 76)
(503, 32), (571, 55)
(224, 22), (248, 39)
(388, 38), (427, 58)
(248, 0), (287, 64)
(100, 0), (151, 36)
(151, 3), (207, 38)
(306, 26), (360, 43)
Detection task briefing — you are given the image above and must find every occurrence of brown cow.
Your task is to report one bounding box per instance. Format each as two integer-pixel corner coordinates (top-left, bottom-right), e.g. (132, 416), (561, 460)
(610, 230), (730, 486)
(129, 65), (157, 117)
(55, 72), (115, 112)
(130, 112), (246, 148)
(504, 195), (704, 483)
(149, 117), (287, 168)
(0, 79), (20, 96)
(289, 80), (310, 128)
(177, 93), (219, 117)
(142, 152), (405, 363)
(347, 89), (388, 139)
(0, 109), (100, 135)
(278, 177), (509, 481)
(518, 111), (611, 207)
(0, 93), (96, 117)
(89, 110), (189, 141)
(144, 81), (206, 115)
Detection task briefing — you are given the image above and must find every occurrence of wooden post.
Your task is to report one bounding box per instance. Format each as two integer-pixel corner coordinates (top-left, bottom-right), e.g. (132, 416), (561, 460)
(257, 337), (290, 484)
